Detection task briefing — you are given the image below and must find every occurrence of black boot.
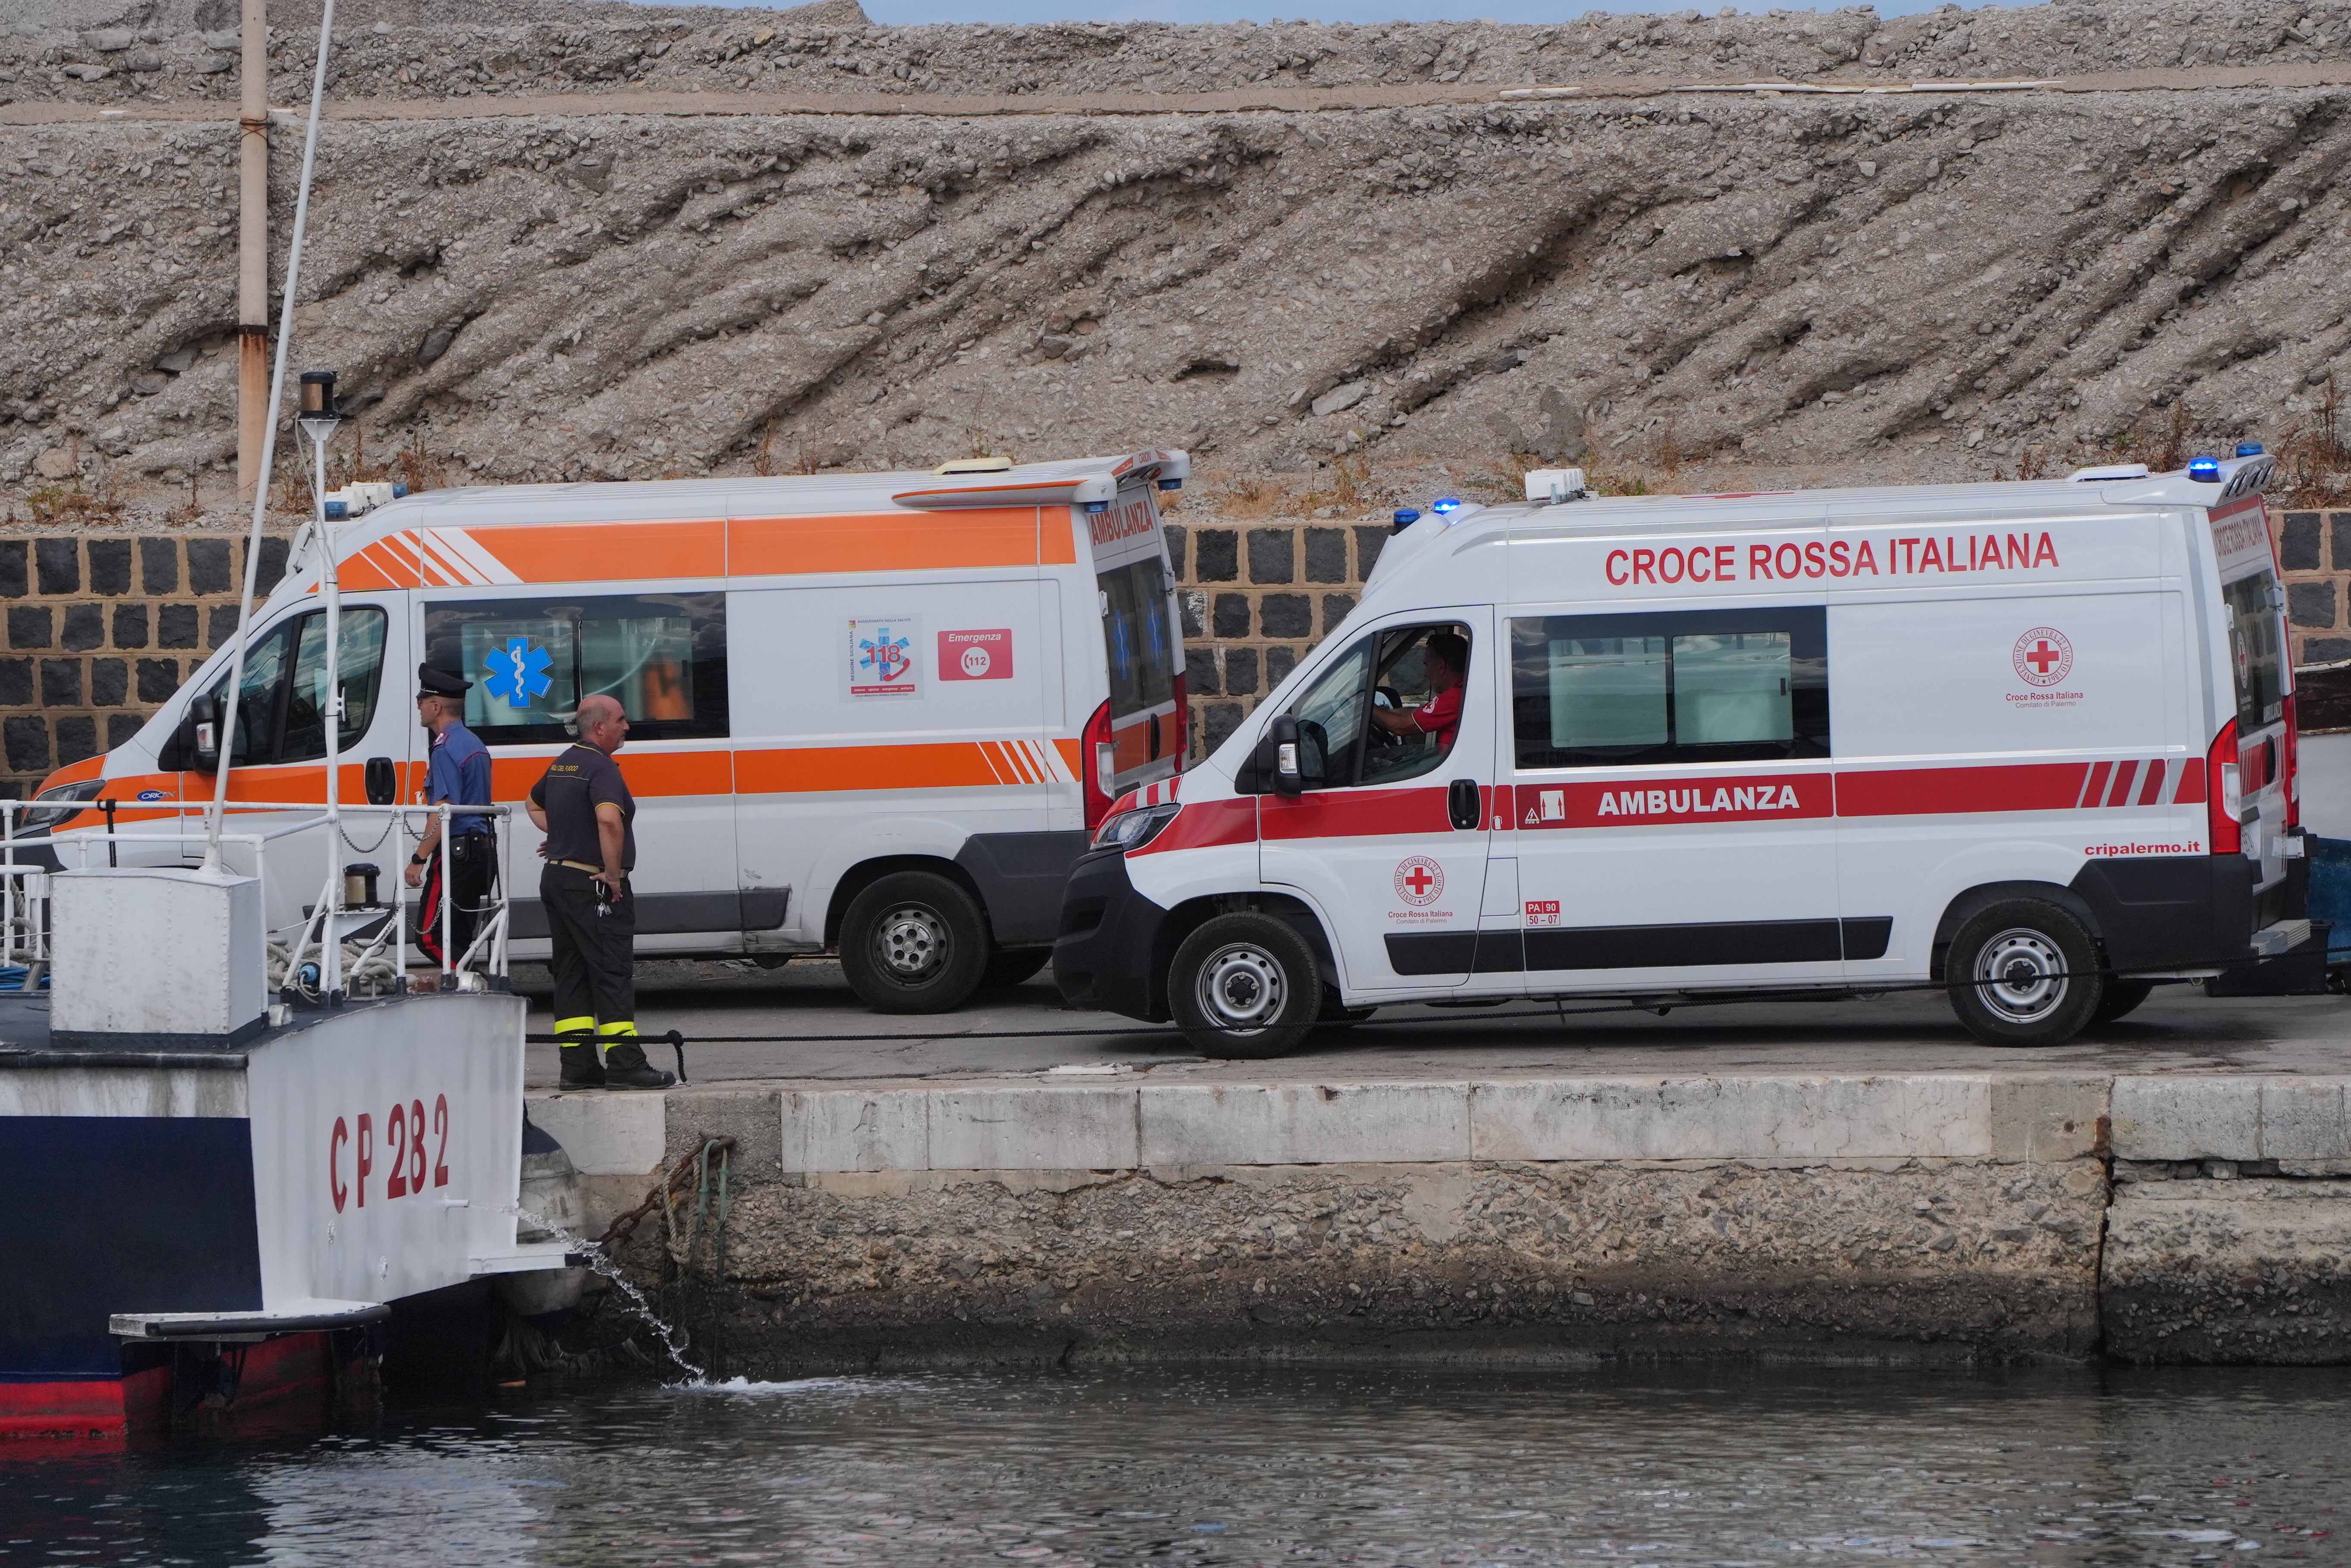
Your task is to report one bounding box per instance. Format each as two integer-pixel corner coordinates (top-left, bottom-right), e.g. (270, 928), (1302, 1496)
(558, 1042), (606, 1089)
(601, 1039), (675, 1090)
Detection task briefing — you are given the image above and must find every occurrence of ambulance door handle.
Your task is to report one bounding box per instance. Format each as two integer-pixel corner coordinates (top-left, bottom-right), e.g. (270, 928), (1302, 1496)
(1447, 778), (1480, 831)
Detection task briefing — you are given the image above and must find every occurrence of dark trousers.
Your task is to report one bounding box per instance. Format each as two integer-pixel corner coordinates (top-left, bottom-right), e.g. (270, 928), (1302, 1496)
(542, 864), (639, 1059)
(416, 831), (496, 967)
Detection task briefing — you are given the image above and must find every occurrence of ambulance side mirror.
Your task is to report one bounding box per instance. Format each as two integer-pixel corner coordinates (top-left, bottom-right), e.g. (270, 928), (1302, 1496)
(182, 694), (220, 773)
(1261, 713), (1303, 798)
(364, 756), (397, 807)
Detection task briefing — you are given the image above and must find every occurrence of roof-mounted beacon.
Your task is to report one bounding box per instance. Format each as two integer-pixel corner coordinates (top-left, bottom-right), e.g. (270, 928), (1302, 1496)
(1524, 467), (1589, 504)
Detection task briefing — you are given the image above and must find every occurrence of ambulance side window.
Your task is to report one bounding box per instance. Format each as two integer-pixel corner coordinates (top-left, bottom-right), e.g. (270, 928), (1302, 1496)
(175, 608), (386, 768)
(422, 593), (728, 744)
(1512, 607), (1828, 768)
(1286, 638), (1373, 789)
(280, 609), (388, 763)
(1271, 622), (1469, 791)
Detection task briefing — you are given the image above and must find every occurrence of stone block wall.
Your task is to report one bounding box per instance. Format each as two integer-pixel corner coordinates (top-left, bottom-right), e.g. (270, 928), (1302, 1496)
(1167, 516), (1389, 761)
(0, 531), (288, 795)
(0, 503), (2334, 794)
(2275, 508), (2351, 669)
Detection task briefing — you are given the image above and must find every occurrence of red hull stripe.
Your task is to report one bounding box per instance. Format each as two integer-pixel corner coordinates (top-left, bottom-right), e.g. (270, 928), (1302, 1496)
(0, 1379), (126, 1437)
(2138, 760), (2168, 807)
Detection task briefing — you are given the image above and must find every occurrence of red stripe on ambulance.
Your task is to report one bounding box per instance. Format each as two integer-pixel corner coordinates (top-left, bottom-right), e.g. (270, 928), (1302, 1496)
(1520, 773), (1830, 829)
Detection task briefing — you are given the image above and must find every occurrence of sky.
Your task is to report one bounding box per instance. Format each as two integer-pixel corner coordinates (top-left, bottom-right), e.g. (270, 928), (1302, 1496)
(854, 0), (2020, 22)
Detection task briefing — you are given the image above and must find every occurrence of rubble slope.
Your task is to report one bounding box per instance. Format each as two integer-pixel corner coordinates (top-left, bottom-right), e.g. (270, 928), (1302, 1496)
(0, 0), (2347, 498)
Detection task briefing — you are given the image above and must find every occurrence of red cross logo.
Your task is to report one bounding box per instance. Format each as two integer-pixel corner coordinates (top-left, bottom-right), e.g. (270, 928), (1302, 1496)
(1394, 856), (1445, 906)
(2012, 626), (2073, 688)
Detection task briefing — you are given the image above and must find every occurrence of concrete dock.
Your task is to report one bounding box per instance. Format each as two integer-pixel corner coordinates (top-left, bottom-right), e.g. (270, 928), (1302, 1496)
(527, 969), (2351, 1369)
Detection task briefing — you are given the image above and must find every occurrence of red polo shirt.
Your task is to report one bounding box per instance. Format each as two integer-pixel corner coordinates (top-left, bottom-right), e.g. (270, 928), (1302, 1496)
(1413, 684), (1463, 749)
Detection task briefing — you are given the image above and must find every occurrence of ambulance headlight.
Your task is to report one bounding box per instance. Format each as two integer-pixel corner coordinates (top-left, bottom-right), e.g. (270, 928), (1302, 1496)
(1091, 802), (1180, 852)
(22, 778), (103, 833)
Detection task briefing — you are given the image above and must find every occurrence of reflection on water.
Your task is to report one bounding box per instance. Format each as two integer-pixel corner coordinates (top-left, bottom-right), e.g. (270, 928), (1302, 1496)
(4, 1366), (2349, 1566)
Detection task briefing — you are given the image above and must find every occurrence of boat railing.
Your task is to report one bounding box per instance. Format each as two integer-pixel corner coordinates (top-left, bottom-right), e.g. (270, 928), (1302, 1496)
(0, 800), (517, 1002)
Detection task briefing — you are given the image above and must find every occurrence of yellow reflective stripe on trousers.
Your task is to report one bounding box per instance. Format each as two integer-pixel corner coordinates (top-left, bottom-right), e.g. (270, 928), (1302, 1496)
(553, 1016), (597, 1038)
(598, 1021), (638, 1037)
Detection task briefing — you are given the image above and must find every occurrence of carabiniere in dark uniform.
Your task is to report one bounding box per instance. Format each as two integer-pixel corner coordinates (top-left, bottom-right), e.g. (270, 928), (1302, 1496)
(527, 692), (673, 1090)
(408, 664), (497, 976)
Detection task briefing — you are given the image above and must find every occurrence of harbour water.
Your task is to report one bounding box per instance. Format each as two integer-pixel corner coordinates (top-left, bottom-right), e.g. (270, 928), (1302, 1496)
(7, 1366), (2349, 1565)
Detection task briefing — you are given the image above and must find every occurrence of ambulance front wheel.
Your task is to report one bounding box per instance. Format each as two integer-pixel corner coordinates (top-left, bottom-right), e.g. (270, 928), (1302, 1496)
(1945, 899), (2104, 1048)
(1170, 913), (1322, 1059)
(840, 871), (989, 1014)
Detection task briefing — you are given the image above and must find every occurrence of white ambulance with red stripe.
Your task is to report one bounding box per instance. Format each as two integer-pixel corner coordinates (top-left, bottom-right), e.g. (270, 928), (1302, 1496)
(1056, 451), (2313, 1053)
(27, 452), (1188, 1014)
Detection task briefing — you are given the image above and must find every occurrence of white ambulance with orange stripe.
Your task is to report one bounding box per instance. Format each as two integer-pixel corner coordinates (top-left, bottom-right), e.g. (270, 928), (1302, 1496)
(1056, 451), (2315, 1054)
(29, 451), (1188, 1012)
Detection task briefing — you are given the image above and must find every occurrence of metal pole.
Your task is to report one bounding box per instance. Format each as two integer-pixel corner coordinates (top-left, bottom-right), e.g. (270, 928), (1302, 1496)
(236, 0), (268, 502)
(437, 801), (452, 985)
(204, 0), (336, 871)
(314, 430), (342, 1002)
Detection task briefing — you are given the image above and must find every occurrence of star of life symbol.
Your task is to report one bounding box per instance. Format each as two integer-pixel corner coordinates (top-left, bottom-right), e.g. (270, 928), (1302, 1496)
(1394, 855), (1445, 907)
(858, 626), (914, 684)
(483, 638), (553, 709)
(2013, 625), (2073, 688)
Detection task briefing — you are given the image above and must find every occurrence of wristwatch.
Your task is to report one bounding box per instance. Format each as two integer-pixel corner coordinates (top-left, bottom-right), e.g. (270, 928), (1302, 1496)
(410, 853), (428, 866)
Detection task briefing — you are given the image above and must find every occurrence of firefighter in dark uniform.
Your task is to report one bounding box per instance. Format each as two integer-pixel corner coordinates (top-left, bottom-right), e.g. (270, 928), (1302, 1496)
(406, 665), (496, 979)
(526, 692), (673, 1090)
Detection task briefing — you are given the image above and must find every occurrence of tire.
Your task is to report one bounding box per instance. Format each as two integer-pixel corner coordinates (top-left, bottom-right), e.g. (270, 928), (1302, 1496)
(839, 871), (989, 1014)
(1316, 991), (1377, 1028)
(979, 946), (1053, 991)
(2092, 977), (2156, 1026)
(1169, 912), (1323, 1059)
(1945, 899), (2104, 1048)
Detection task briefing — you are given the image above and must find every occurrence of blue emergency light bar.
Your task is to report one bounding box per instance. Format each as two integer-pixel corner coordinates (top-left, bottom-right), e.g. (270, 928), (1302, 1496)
(1392, 508), (1421, 533)
(2236, 442), (2264, 457)
(1431, 497), (1462, 516)
(2187, 457), (2222, 483)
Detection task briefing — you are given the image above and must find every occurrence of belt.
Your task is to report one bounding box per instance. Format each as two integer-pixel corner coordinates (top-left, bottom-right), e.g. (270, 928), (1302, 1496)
(551, 859), (608, 875)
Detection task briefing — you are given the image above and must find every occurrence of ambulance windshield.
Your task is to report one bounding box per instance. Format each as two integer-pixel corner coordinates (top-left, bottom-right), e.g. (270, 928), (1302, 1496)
(2222, 572), (2286, 731)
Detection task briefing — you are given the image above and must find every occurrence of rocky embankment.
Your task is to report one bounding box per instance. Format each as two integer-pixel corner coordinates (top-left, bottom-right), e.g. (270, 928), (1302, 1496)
(11, 0), (2351, 104)
(0, 0), (2347, 507)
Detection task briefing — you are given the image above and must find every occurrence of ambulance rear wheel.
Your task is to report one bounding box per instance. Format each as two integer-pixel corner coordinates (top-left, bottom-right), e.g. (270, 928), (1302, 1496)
(840, 871), (988, 1014)
(1170, 913), (1322, 1059)
(1946, 900), (2102, 1047)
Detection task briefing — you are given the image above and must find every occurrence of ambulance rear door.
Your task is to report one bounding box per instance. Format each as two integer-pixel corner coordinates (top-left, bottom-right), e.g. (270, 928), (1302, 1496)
(1085, 485), (1183, 807)
(2208, 495), (2294, 896)
(1258, 606), (1500, 994)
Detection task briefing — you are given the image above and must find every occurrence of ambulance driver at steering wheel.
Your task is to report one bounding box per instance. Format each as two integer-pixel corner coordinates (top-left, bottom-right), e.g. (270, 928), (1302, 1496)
(1369, 630), (1466, 752)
